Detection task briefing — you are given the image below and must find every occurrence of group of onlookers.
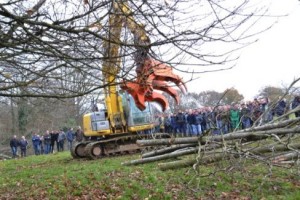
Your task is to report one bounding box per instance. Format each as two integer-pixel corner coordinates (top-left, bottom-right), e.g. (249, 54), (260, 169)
(9, 95), (300, 157)
(155, 95), (300, 137)
(9, 126), (84, 158)
(9, 135), (28, 158)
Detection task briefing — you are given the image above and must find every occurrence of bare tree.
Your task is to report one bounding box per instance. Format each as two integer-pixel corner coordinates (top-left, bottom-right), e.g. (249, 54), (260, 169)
(0, 0), (273, 98)
(0, 0), (275, 138)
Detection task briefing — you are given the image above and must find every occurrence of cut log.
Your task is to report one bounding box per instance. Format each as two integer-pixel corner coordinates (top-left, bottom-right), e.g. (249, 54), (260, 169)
(137, 137), (200, 146)
(137, 126), (300, 146)
(158, 158), (195, 170)
(122, 147), (198, 166)
(250, 143), (300, 155)
(235, 117), (300, 133)
(0, 153), (12, 159)
(142, 144), (196, 158)
(272, 151), (300, 163)
(158, 153), (226, 170)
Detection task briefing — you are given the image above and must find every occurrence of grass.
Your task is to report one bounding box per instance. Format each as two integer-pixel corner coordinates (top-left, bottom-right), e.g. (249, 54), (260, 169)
(1, 152), (300, 199)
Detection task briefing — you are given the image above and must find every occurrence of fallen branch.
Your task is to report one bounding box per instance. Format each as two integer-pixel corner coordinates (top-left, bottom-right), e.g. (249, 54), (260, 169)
(137, 126), (300, 147)
(272, 151), (300, 163)
(250, 143), (300, 155)
(0, 153), (12, 160)
(142, 144), (196, 158)
(122, 147), (198, 166)
(235, 117), (300, 133)
(158, 153), (227, 171)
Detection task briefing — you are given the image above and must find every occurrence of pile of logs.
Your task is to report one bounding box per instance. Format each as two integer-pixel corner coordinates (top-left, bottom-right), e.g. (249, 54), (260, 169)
(122, 117), (300, 170)
(0, 146), (12, 160)
(0, 153), (11, 160)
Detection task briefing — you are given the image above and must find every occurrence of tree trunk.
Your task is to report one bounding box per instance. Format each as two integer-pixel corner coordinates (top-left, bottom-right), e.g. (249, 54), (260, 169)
(137, 126), (300, 146)
(250, 143), (300, 155)
(235, 117), (300, 133)
(272, 151), (300, 163)
(142, 144), (196, 158)
(122, 147), (198, 166)
(158, 153), (226, 170)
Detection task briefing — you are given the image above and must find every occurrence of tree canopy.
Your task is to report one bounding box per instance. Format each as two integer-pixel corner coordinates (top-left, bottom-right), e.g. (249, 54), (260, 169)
(0, 0), (272, 99)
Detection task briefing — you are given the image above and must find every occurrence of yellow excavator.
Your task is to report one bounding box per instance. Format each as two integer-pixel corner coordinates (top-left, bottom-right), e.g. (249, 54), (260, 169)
(71, 1), (186, 159)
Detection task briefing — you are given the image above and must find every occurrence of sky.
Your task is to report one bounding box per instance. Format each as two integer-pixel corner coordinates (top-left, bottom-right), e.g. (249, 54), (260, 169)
(185, 0), (300, 100)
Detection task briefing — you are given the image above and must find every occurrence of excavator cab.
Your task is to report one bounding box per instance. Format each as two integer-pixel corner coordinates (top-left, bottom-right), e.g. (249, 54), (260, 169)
(120, 91), (154, 133)
(82, 91), (154, 138)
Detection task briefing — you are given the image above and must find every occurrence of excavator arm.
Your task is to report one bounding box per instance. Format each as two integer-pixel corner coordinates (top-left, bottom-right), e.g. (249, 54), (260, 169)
(116, 2), (187, 111)
(95, 1), (186, 112)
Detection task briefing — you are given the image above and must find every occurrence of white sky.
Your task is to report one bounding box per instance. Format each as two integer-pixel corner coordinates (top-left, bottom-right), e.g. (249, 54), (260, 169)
(185, 0), (300, 100)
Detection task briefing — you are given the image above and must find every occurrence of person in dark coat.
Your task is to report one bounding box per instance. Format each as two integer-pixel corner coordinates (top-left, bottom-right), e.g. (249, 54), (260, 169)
(10, 135), (19, 158)
(273, 99), (287, 118)
(75, 126), (83, 142)
(50, 130), (59, 153)
(292, 96), (300, 117)
(19, 136), (28, 157)
(66, 128), (75, 150)
(176, 110), (186, 137)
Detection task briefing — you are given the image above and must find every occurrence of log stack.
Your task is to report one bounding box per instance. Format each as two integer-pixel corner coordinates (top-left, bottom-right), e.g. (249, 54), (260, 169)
(122, 117), (300, 170)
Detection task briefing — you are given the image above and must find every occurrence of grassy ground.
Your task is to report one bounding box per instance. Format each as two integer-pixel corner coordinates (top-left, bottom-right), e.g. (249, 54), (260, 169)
(1, 152), (300, 200)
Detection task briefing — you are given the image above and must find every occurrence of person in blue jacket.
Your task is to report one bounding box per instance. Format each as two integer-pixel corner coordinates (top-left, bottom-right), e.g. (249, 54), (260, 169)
(32, 132), (41, 155)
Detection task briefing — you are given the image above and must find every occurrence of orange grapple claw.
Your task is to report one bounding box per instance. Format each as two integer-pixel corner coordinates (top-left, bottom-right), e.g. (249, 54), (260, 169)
(145, 92), (169, 112)
(121, 81), (147, 111)
(152, 80), (180, 105)
(121, 58), (186, 111)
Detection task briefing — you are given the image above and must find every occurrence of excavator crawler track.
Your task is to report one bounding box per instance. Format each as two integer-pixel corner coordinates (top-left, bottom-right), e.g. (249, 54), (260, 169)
(71, 133), (170, 160)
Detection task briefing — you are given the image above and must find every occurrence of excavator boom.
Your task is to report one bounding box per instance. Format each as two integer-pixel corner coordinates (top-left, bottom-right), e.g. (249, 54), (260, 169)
(71, 1), (186, 159)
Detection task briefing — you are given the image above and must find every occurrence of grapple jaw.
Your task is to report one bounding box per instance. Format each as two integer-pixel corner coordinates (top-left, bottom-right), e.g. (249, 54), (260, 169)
(121, 58), (186, 111)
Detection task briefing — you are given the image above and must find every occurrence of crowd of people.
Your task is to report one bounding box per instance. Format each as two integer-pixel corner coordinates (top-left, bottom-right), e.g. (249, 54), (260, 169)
(155, 96), (300, 137)
(9, 95), (300, 158)
(9, 126), (84, 158)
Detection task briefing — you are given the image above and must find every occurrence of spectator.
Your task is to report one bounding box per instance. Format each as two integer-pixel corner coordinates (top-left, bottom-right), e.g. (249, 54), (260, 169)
(292, 96), (300, 118)
(10, 135), (19, 158)
(240, 103), (252, 129)
(194, 110), (203, 135)
(273, 98), (287, 119)
(66, 128), (75, 150)
(214, 107), (223, 135)
(32, 133), (41, 155)
(158, 115), (165, 133)
(170, 113), (178, 135)
(200, 108), (208, 133)
(43, 130), (51, 154)
(259, 97), (273, 124)
(153, 114), (161, 133)
(218, 106), (229, 134)
(176, 110), (186, 137)
(186, 109), (194, 136)
(230, 104), (240, 130)
(75, 126), (84, 142)
(164, 114), (172, 134)
(58, 130), (66, 152)
(19, 136), (28, 157)
(251, 100), (262, 126)
(50, 130), (59, 153)
(39, 135), (44, 154)
(205, 107), (214, 131)
(208, 108), (219, 134)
